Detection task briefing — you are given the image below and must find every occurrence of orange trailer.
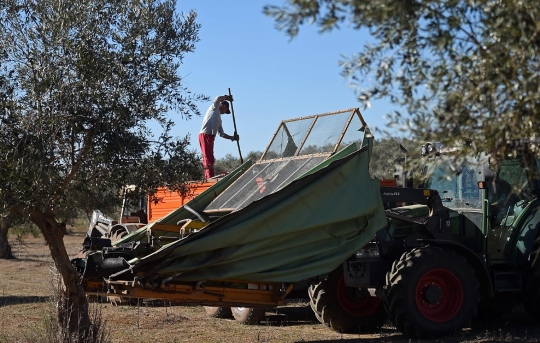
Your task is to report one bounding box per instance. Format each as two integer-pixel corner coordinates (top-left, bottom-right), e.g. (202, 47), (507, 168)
(147, 180), (219, 223)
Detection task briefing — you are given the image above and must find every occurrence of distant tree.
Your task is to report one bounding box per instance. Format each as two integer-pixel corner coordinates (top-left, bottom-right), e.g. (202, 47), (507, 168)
(214, 151), (263, 175)
(264, 1), (540, 164)
(216, 141), (415, 181)
(246, 150), (264, 162)
(214, 154), (242, 175)
(370, 137), (418, 179)
(0, 0), (204, 337)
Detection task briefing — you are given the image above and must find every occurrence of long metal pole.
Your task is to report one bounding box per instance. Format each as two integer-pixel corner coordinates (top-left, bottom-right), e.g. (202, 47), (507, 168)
(228, 88), (243, 164)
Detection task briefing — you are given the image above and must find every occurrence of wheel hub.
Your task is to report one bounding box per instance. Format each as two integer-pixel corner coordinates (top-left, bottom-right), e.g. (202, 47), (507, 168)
(423, 283), (443, 304)
(415, 268), (464, 322)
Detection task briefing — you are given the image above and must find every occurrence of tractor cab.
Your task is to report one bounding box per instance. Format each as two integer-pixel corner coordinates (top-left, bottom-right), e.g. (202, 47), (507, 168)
(379, 140), (540, 264)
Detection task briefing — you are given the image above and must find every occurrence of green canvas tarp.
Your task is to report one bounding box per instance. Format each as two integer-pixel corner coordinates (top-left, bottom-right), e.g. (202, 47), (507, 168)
(117, 145), (387, 283)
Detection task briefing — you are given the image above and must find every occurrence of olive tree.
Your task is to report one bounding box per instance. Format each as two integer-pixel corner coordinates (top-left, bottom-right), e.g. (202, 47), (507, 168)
(0, 212), (14, 259)
(0, 0), (205, 337)
(264, 1), (540, 161)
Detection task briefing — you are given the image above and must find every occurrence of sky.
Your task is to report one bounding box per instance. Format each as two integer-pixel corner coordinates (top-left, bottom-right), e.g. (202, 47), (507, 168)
(169, 1), (395, 160)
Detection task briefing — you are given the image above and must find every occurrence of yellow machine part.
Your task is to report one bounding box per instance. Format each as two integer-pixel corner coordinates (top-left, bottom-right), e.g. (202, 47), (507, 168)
(146, 220), (209, 244)
(84, 278), (292, 308)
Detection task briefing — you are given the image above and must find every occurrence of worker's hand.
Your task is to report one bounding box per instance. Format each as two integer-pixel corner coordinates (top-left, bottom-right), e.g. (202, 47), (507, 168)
(231, 133), (239, 141)
(228, 95), (234, 102)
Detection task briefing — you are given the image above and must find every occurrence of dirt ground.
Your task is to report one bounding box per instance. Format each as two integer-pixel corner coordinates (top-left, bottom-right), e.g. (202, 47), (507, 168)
(1, 228), (540, 343)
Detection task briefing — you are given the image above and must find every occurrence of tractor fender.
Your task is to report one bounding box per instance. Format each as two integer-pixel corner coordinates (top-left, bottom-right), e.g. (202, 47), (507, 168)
(508, 202), (540, 266)
(514, 220), (540, 266)
(418, 239), (494, 300)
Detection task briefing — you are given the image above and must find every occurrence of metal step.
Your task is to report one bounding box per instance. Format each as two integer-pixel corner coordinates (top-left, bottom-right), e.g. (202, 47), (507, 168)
(493, 268), (522, 292)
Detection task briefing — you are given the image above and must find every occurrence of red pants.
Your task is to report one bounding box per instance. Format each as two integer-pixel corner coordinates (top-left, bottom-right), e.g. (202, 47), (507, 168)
(199, 133), (215, 179)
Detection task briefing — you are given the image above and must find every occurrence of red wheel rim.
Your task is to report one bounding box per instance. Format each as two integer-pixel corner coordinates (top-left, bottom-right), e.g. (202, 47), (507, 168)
(337, 275), (381, 317)
(415, 268), (463, 322)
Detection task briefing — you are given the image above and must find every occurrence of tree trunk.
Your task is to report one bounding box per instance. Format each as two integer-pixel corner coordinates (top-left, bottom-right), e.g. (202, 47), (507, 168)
(0, 216), (14, 259)
(30, 211), (91, 338)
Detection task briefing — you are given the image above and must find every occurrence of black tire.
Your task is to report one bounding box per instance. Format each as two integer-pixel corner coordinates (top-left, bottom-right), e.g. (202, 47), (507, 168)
(521, 234), (540, 319)
(309, 267), (387, 333)
(384, 246), (479, 338)
(308, 284), (329, 326)
(204, 306), (232, 319)
(231, 307), (266, 325)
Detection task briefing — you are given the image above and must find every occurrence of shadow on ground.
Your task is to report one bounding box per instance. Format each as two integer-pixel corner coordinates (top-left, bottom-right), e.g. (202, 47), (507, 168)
(0, 295), (49, 307)
(263, 303), (319, 327)
(261, 303), (540, 343)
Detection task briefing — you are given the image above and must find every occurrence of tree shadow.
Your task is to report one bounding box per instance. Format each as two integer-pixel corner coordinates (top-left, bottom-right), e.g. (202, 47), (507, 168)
(1, 257), (49, 264)
(290, 308), (540, 343)
(261, 304), (319, 327)
(0, 295), (49, 307)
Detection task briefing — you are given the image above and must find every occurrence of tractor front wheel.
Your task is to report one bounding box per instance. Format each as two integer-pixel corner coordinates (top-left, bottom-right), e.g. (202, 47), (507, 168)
(309, 266), (387, 333)
(384, 246), (479, 338)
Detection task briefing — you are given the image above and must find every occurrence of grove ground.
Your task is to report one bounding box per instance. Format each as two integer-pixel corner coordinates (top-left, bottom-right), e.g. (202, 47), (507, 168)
(1, 228), (539, 342)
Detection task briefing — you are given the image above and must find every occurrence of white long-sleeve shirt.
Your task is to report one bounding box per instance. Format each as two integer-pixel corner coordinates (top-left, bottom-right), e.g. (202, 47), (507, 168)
(200, 96), (228, 137)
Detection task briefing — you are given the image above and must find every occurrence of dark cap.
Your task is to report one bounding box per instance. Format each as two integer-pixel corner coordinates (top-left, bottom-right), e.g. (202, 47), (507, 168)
(220, 101), (231, 114)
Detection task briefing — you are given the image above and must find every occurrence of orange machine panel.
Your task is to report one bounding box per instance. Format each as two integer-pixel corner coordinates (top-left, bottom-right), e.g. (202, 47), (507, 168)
(147, 182), (215, 223)
(380, 178), (398, 187)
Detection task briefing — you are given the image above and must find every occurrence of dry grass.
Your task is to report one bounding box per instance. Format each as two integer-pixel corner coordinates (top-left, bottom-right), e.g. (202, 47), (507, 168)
(1, 225), (540, 343)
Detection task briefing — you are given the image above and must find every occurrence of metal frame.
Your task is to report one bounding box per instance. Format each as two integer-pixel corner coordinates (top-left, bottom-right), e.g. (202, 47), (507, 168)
(84, 278), (292, 308)
(259, 108), (366, 162)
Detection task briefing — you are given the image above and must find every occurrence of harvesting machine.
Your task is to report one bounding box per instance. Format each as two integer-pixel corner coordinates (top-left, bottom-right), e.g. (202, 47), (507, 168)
(72, 108), (540, 338)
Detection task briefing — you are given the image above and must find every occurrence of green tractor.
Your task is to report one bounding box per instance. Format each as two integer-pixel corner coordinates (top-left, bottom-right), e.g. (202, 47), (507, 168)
(313, 140), (540, 338)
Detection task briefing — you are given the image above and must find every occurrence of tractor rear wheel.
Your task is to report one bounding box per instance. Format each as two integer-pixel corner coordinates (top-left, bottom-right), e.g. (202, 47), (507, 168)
(521, 233), (540, 319)
(204, 306), (232, 318)
(384, 246), (479, 338)
(231, 307), (266, 325)
(309, 266), (387, 333)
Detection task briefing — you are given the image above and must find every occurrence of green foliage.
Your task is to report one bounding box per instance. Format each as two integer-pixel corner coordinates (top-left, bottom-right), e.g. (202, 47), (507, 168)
(214, 154), (242, 175)
(370, 136), (419, 179)
(0, 0), (206, 219)
(0, 1), (206, 331)
(9, 222), (41, 240)
(215, 141), (408, 180)
(264, 1), (540, 161)
(214, 151), (263, 175)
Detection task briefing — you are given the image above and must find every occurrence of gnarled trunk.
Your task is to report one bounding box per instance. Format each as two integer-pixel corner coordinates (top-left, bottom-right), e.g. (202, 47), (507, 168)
(0, 216), (14, 259)
(30, 211), (91, 338)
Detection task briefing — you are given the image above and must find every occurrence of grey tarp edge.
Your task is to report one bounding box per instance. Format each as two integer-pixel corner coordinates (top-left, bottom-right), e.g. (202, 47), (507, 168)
(123, 146), (387, 283)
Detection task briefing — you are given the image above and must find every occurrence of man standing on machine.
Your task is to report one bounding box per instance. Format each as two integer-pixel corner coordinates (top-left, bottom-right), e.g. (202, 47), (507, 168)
(198, 94), (239, 179)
